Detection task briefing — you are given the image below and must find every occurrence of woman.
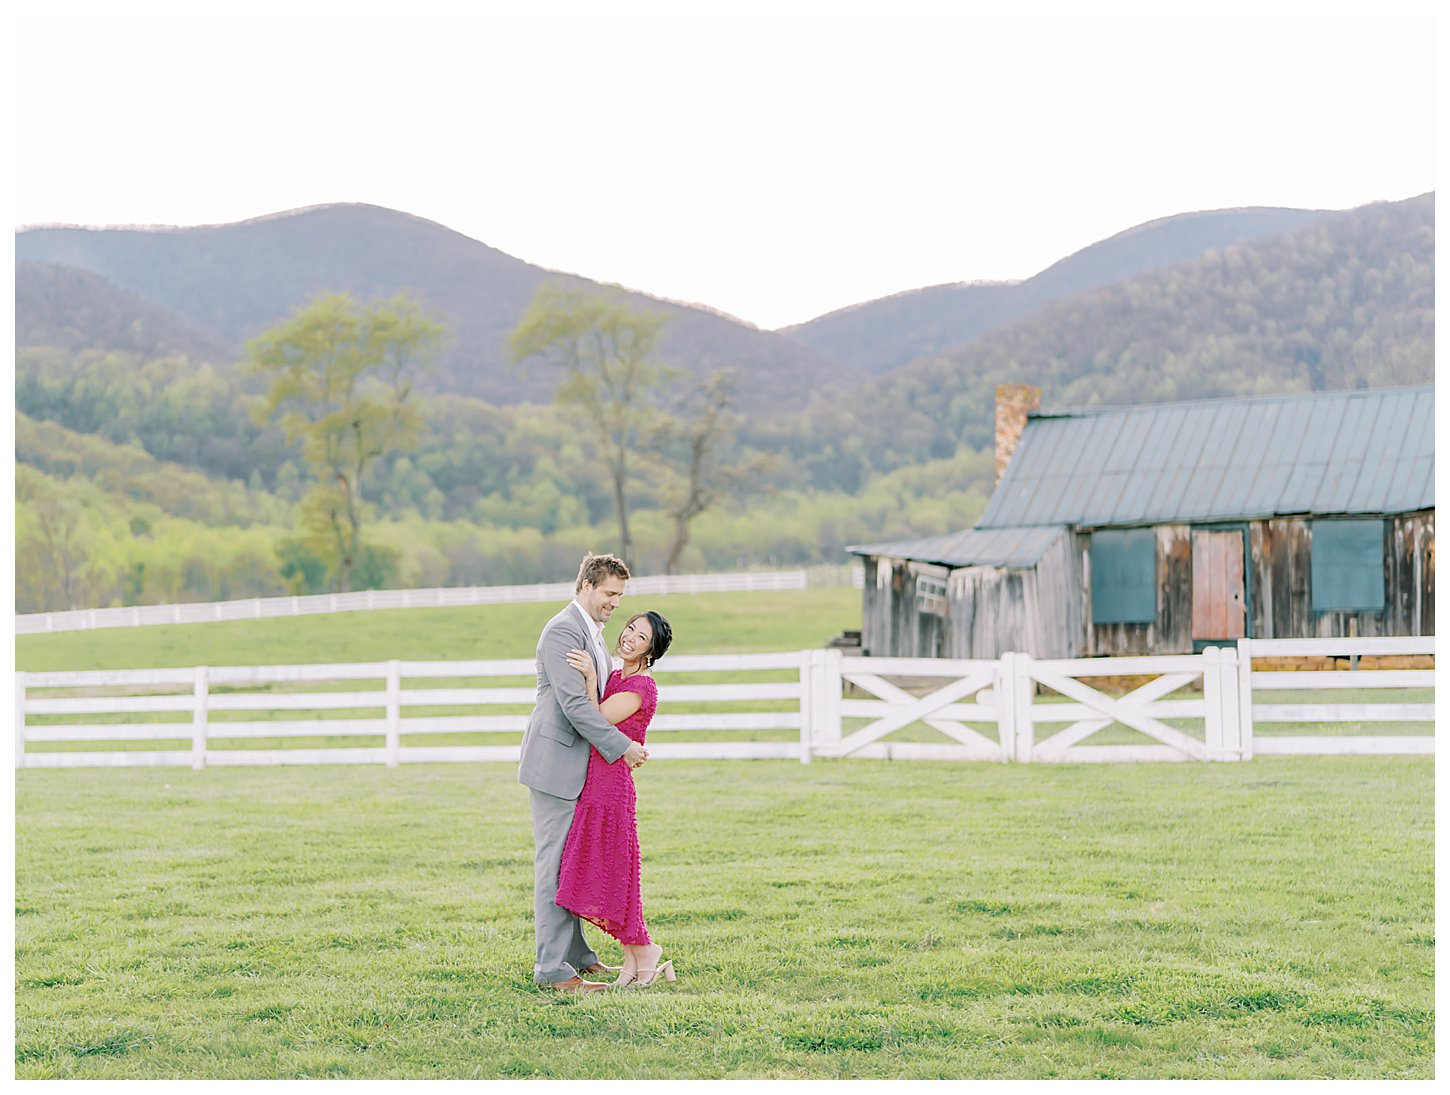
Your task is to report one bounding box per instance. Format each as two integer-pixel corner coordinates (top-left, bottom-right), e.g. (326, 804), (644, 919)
(554, 609), (675, 987)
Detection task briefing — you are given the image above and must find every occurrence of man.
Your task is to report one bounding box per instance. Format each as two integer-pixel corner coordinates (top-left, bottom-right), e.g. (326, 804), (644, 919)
(518, 552), (648, 992)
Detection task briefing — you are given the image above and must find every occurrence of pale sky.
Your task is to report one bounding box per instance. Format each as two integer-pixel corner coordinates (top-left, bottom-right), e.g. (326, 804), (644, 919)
(9, 0), (1439, 330)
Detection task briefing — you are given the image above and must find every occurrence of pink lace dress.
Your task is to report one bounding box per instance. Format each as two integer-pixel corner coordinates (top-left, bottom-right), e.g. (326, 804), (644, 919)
(555, 671), (658, 945)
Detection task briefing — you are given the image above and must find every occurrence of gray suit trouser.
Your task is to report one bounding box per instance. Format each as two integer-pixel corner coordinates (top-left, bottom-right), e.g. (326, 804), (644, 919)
(530, 788), (600, 982)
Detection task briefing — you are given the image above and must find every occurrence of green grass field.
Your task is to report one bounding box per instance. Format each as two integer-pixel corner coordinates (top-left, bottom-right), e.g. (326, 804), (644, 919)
(13, 590), (1435, 1078)
(14, 758), (1433, 1080)
(13, 588), (861, 671)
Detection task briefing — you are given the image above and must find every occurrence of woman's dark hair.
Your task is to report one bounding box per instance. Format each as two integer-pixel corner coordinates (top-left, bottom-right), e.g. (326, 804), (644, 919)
(621, 610), (672, 668)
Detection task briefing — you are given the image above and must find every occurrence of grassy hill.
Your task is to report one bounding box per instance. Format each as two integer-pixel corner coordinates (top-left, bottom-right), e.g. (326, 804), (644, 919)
(13, 586), (861, 670)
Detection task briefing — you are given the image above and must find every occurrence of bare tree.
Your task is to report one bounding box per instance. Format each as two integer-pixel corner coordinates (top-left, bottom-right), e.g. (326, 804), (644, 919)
(652, 370), (770, 574)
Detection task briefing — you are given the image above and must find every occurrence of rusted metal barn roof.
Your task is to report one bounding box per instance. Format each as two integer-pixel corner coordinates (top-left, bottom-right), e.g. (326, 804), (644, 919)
(978, 385), (1434, 529)
(848, 525), (1064, 568)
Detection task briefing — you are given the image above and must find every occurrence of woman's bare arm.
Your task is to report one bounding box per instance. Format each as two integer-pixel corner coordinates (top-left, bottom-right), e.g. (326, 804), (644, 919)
(565, 649), (644, 725)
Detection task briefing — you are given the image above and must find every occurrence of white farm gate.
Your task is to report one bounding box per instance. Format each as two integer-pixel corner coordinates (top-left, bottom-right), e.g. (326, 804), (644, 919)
(806, 648), (1241, 763)
(15, 638), (1432, 769)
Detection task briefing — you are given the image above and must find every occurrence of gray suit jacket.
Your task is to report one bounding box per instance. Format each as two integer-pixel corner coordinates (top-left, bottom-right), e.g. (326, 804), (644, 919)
(518, 604), (633, 799)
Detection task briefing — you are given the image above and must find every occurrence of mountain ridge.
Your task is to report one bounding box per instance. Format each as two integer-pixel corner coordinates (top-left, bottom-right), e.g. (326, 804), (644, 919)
(759, 191), (1435, 494)
(15, 195), (1430, 422)
(16, 261), (232, 362)
(780, 204), (1338, 375)
(15, 202), (857, 412)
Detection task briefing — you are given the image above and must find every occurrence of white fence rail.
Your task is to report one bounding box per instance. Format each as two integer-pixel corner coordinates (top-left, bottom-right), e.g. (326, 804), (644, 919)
(14, 638), (1432, 769)
(15, 570), (813, 634)
(1237, 636), (1436, 757)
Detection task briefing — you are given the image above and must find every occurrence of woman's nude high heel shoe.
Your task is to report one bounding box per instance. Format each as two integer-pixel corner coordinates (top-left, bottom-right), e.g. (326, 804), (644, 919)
(613, 955), (639, 987)
(629, 959), (675, 987)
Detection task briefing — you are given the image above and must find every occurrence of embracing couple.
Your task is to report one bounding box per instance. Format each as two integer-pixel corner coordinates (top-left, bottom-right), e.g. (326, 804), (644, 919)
(518, 552), (675, 992)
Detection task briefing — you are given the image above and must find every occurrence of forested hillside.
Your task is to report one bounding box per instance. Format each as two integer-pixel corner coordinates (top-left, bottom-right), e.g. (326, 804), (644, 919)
(14, 192), (1434, 611)
(781, 206), (1331, 375)
(17, 262), (231, 361)
(755, 193), (1435, 493)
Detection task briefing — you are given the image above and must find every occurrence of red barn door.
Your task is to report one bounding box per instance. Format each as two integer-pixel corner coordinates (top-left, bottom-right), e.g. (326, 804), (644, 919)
(1192, 530), (1246, 640)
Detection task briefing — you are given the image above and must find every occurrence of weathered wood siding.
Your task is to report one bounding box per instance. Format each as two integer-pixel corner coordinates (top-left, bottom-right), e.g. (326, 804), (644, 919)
(859, 557), (898, 658)
(1085, 525), (1194, 656)
(861, 558), (951, 658)
(1250, 511), (1433, 639)
(1088, 513), (1435, 655)
(861, 511), (1432, 659)
(860, 529), (1079, 659)
(946, 567), (1033, 657)
(955, 525), (1078, 659)
(1036, 526), (1083, 658)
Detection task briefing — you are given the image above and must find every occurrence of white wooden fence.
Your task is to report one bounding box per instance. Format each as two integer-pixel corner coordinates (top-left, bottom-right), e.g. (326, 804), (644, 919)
(14, 569), (814, 634)
(1236, 636), (1436, 758)
(14, 637), (1432, 769)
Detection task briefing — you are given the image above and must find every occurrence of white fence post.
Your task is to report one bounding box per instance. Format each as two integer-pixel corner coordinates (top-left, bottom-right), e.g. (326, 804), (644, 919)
(800, 649), (843, 763)
(1203, 647), (1226, 760)
(798, 653), (812, 762)
(1218, 646), (1246, 760)
(15, 672), (27, 770)
(997, 652), (1035, 763)
(1237, 639), (1256, 760)
(1203, 646), (1246, 762)
(385, 660), (402, 768)
(817, 648), (843, 759)
(995, 654), (1015, 762)
(191, 666), (209, 770)
(1013, 653), (1037, 762)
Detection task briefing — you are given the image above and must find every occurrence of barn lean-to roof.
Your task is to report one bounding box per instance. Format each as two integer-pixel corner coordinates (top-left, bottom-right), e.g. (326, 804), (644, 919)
(847, 525), (1065, 569)
(849, 385), (1434, 567)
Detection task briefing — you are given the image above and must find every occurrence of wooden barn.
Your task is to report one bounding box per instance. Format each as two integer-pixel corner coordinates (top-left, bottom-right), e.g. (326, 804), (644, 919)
(849, 384), (1435, 659)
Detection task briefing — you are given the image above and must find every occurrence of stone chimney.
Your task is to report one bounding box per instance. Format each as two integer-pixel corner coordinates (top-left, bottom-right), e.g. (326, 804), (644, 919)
(994, 384), (1042, 484)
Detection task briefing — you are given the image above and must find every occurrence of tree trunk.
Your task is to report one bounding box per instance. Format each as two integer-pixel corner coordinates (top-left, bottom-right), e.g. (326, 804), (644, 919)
(327, 499), (353, 594)
(614, 478), (633, 569)
(664, 518), (689, 575)
(611, 456), (633, 569)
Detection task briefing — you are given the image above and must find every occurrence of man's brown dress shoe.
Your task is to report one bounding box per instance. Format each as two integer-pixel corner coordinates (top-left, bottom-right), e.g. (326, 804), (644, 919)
(545, 975), (608, 992)
(579, 962), (621, 976)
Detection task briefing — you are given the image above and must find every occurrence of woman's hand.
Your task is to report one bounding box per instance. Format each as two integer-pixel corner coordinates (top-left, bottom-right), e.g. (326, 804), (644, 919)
(566, 648), (597, 692)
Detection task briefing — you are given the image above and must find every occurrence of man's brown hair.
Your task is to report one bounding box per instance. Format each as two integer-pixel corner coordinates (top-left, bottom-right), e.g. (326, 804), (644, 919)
(575, 552), (630, 592)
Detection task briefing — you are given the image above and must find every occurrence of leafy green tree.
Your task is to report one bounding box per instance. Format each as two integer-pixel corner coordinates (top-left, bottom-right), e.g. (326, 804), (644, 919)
(275, 537), (330, 595)
(247, 292), (445, 592)
(15, 469), (102, 611)
(508, 283), (673, 569)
